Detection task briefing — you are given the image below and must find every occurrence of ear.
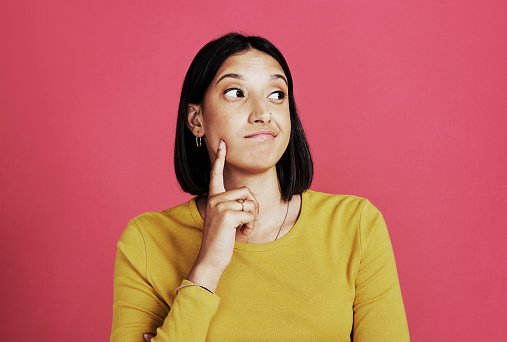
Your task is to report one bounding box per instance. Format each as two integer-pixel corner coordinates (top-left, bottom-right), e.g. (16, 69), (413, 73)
(186, 104), (204, 137)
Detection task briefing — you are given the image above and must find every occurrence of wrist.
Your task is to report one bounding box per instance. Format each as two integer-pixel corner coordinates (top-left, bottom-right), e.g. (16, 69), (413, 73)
(176, 282), (216, 295)
(187, 261), (225, 293)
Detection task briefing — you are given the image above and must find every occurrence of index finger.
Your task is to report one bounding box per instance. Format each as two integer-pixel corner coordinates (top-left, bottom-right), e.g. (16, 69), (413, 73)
(209, 139), (226, 196)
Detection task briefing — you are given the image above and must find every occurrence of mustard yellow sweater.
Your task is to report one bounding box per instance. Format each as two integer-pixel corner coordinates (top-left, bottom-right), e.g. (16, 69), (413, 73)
(111, 190), (410, 341)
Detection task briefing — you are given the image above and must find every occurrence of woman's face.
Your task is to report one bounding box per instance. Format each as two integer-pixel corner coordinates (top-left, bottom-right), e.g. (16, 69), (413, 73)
(191, 49), (291, 174)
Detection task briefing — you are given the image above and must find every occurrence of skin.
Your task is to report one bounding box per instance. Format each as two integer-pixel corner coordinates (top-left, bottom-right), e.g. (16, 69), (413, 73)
(144, 50), (302, 341)
(190, 49), (291, 177)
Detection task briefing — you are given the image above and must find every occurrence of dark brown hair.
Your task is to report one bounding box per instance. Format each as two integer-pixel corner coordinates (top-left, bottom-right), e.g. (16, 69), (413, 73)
(174, 33), (313, 201)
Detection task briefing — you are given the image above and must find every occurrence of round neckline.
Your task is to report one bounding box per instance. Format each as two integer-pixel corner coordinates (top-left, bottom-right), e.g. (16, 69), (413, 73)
(188, 191), (309, 252)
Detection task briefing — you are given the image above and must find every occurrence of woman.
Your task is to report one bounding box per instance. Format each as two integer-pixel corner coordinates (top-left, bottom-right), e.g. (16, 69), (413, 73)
(111, 33), (410, 341)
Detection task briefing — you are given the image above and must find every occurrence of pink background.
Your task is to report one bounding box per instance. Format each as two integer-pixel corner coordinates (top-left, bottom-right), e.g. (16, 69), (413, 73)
(1, 0), (506, 340)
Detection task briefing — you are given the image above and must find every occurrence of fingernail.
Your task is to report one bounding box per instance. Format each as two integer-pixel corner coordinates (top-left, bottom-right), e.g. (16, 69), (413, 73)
(218, 139), (225, 150)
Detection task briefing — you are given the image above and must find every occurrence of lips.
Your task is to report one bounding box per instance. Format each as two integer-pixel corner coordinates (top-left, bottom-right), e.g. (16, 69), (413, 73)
(244, 130), (277, 140)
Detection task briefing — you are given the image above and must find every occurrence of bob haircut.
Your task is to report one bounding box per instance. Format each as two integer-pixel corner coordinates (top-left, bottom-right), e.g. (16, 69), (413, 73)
(174, 33), (313, 201)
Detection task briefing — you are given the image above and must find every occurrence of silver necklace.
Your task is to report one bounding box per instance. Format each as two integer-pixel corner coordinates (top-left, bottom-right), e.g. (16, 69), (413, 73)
(274, 200), (290, 241)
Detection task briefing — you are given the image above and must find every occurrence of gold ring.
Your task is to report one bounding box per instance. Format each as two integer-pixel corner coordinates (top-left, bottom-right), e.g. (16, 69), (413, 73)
(237, 198), (245, 211)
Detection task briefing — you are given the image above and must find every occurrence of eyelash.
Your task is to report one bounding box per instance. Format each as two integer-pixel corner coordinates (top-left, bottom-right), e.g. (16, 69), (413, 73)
(224, 88), (245, 98)
(223, 88), (287, 100)
(270, 91), (286, 100)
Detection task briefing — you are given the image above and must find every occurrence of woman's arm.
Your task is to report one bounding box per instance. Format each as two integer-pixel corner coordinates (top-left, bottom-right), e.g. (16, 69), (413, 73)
(186, 140), (258, 292)
(352, 200), (410, 341)
(111, 141), (258, 341)
(111, 220), (220, 342)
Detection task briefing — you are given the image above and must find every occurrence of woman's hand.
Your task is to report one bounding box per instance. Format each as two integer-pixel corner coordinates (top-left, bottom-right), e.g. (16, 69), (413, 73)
(143, 333), (155, 341)
(186, 140), (259, 292)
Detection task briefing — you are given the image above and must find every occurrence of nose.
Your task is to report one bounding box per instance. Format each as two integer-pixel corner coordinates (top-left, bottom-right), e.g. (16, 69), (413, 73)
(249, 98), (271, 124)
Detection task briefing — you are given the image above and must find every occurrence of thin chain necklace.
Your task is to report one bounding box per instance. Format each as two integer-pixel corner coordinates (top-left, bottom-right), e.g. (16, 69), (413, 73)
(274, 200), (290, 241)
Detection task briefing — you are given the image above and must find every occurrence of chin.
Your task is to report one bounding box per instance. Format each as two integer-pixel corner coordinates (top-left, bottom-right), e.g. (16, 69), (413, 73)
(226, 144), (285, 172)
(231, 156), (280, 174)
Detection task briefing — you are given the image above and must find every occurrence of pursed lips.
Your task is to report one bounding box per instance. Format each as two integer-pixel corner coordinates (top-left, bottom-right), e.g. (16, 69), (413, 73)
(244, 130), (277, 140)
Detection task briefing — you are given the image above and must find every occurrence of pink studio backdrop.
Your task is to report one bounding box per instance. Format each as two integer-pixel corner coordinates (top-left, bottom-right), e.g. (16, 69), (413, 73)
(1, 0), (506, 341)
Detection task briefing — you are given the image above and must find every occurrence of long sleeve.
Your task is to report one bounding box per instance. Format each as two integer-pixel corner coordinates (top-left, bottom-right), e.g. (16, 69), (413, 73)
(111, 220), (220, 342)
(352, 200), (410, 341)
(111, 192), (409, 341)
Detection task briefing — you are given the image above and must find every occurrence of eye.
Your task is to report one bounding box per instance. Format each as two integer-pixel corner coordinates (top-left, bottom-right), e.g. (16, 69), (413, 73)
(224, 88), (244, 98)
(268, 91), (286, 101)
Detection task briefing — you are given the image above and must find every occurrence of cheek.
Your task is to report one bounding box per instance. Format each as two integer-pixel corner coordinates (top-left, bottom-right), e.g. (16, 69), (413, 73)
(204, 117), (234, 138)
(203, 115), (236, 151)
(280, 110), (291, 135)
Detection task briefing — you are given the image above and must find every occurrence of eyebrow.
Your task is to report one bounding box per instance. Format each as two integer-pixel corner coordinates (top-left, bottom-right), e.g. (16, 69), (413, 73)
(270, 74), (288, 86)
(215, 73), (244, 86)
(215, 73), (288, 86)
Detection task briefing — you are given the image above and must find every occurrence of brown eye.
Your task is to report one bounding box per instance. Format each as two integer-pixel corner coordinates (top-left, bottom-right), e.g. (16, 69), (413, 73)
(268, 91), (285, 100)
(224, 88), (244, 98)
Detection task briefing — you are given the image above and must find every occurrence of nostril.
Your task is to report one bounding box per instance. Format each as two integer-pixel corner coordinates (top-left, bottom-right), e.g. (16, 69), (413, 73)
(250, 111), (271, 123)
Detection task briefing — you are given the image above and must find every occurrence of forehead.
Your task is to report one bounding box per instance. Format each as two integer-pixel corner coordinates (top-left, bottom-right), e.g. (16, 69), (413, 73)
(214, 49), (285, 79)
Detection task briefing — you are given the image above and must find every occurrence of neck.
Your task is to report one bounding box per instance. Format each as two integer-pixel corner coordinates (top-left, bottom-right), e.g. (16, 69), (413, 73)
(222, 165), (290, 242)
(223, 165), (283, 209)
